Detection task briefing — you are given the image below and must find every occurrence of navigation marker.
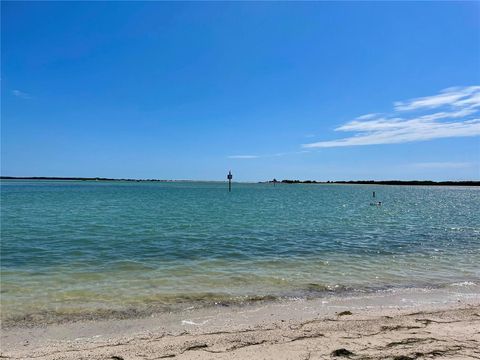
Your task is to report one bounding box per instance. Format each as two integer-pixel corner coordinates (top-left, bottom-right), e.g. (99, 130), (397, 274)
(227, 171), (233, 192)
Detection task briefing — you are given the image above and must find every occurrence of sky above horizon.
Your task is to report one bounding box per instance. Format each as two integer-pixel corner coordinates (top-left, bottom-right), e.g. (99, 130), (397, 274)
(2, 2), (479, 181)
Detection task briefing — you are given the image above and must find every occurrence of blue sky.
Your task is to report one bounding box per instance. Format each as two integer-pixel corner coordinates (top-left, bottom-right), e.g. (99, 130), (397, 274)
(2, 1), (479, 181)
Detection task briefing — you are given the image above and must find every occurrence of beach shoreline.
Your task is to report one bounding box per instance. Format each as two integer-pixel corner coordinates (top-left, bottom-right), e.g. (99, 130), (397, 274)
(2, 286), (479, 359)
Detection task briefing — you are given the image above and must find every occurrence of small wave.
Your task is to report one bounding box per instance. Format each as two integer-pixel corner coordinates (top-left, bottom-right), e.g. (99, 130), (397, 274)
(449, 281), (477, 287)
(1, 293), (281, 328)
(108, 260), (158, 271)
(304, 283), (352, 295)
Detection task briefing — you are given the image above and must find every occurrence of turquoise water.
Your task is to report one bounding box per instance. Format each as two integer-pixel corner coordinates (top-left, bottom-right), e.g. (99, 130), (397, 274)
(1, 180), (479, 323)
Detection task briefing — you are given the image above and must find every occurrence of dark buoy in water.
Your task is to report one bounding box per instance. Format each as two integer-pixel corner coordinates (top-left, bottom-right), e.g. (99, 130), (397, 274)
(227, 170), (233, 192)
(373, 191), (376, 198)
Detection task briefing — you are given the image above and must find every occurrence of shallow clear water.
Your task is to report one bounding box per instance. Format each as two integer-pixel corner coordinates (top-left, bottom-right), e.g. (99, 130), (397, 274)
(1, 180), (479, 323)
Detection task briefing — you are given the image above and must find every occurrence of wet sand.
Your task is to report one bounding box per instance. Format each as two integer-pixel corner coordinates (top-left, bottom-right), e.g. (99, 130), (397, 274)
(2, 288), (479, 359)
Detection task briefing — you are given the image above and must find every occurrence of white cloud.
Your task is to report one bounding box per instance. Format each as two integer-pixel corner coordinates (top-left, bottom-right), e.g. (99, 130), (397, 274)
(356, 113), (380, 120)
(12, 89), (32, 99)
(394, 86), (480, 111)
(304, 86), (480, 148)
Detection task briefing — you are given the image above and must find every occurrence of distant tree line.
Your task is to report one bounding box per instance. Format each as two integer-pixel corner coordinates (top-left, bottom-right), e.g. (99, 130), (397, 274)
(0, 176), (173, 182)
(2, 177), (479, 186)
(275, 180), (479, 186)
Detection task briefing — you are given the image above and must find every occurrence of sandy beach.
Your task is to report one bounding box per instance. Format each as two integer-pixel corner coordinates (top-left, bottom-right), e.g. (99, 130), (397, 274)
(2, 288), (479, 359)
(3, 0), (480, 358)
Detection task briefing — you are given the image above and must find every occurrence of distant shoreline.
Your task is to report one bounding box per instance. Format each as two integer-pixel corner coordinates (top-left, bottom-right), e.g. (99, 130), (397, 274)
(275, 179), (480, 186)
(0, 176), (183, 182)
(1, 176), (479, 186)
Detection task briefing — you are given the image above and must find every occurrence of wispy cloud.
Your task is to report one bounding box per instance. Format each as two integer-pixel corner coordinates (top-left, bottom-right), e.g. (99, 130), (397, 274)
(303, 86), (480, 148)
(356, 113), (380, 120)
(12, 89), (32, 99)
(394, 86), (480, 111)
(228, 150), (310, 159)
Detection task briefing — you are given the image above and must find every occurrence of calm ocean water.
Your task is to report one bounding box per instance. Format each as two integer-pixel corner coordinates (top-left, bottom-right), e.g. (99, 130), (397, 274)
(1, 180), (479, 323)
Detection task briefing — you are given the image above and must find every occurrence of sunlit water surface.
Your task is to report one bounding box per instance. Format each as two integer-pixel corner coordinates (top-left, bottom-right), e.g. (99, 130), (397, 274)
(1, 180), (479, 323)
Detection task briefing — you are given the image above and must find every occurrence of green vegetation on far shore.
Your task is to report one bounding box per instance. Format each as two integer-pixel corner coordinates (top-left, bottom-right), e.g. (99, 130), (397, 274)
(1, 176), (479, 186)
(274, 179), (479, 186)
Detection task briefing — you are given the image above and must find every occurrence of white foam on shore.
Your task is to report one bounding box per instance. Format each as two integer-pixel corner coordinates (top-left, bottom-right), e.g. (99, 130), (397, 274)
(2, 285), (479, 353)
(181, 319), (209, 326)
(450, 281), (476, 287)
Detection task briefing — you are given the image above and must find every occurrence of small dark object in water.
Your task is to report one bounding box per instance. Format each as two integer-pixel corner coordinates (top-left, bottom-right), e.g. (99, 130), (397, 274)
(111, 357), (124, 360)
(331, 348), (354, 357)
(393, 356), (414, 360)
(338, 311), (352, 316)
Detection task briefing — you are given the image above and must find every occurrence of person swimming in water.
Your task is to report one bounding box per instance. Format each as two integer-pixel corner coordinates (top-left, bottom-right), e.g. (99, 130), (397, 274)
(370, 192), (381, 206)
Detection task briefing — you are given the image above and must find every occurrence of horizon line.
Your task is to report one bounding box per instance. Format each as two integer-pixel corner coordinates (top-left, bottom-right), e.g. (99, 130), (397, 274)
(1, 176), (479, 185)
